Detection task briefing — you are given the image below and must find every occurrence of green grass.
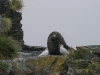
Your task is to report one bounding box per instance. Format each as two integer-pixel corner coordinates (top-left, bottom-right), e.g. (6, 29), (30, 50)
(9, 0), (23, 11)
(1, 17), (12, 32)
(0, 36), (20, 59)
(0, 62), (7, 74)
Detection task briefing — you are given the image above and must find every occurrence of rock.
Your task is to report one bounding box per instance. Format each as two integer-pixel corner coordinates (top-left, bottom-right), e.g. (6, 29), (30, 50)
(8, 70), (15, 75)
(0, 15), (2, 33)
(86, 45), (100, 57)
(77, 45), (100, 58)
(66, 59), (91, 75)
(5, 10), (24, 46)
(17, 51), (43, 58)
(12, 56), (66, 75)
(76, 46), (92, 59)
(22, 44), (46, 52)
(0, 0), (9, 14)
(0, 60), (12, 74)
(0, 45), (100, 75)
(66, 45), (100, 75)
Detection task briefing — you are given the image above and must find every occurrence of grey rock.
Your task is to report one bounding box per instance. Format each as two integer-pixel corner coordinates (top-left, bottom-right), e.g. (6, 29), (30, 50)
(22, 44), (46, 52)
(0, 15), (1, 24)
(84, 45), (100, 57)
(0, 0), (9, 14)
(0, 60), (12, 73)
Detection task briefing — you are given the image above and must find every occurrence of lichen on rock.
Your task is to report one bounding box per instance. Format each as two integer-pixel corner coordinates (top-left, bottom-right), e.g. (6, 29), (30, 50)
(12, 56), (66, 75)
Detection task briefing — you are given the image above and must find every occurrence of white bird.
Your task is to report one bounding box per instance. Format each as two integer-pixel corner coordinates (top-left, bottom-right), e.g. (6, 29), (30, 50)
(38, 48), (49, 56)
(60, 45), (69, 55)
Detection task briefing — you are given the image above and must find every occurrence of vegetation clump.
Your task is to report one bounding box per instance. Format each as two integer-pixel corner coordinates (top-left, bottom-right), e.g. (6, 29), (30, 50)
(0, 61), (7, 74)
(0, 17), (12, 33)
(9, 0), (23, 11)
(0, 36), (20, 59)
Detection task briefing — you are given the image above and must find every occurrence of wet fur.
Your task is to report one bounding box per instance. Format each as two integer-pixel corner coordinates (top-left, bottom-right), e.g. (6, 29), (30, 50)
(47, 31), (70, 55)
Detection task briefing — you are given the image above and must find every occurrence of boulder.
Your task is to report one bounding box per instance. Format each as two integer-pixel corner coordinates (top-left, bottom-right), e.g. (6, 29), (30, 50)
(12, 56), (67, 75)
(0, 0), (9, 14)
(22, 44), (46, 52)
(76, 45), (100, 58)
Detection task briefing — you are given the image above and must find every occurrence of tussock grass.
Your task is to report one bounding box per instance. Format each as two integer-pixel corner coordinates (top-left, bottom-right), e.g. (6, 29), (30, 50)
(0, 36), (20, 59)
(0, 62), (7, 74)
(1, 17), (12, 32)
(9, 0), (23, 11)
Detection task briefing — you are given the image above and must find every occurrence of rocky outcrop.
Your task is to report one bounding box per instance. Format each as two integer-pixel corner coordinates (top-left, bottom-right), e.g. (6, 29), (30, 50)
(87, 45), (100, 57)
(0, 0), (46, 50)
(0, 0), (24, 46)
(0, 0), (9, 34)
(76, 45), (100, 58)
(22, 44), (46, 52)
(6, 45), (99, 75)
(6, 10), (24, 46)
(66, 45), (100, 75)
(21, 44), (46, 57)
(0, 0), (9, 14)
(0, 45), (100, 75)
(12, 56), (66, 75)
(0, 0), (100, 75)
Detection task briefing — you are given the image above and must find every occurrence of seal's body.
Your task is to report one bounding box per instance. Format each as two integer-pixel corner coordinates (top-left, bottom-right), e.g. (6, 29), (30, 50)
(47, 31), (70, 55)
(39, 31), (70, 56)
(47, 32), (61, 55)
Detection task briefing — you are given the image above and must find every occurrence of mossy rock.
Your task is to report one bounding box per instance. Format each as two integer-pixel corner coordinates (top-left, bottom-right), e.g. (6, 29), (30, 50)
(25, 56), (66, 75)
(12, 56), (66, 75)
(76, 46), (92, 59)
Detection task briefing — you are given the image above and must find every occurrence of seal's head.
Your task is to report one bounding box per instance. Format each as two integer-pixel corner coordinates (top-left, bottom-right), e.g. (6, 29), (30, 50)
(51, 34), (59, 42)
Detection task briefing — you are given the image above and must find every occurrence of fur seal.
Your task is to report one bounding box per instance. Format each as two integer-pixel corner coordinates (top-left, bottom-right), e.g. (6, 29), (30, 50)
(39, 31), (70, 56)
(47, 31), (70, 55)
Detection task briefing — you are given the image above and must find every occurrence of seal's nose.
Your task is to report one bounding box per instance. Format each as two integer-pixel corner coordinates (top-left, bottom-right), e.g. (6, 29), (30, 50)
(51, 34), (59, 41)
(52, 34), (56, 38)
